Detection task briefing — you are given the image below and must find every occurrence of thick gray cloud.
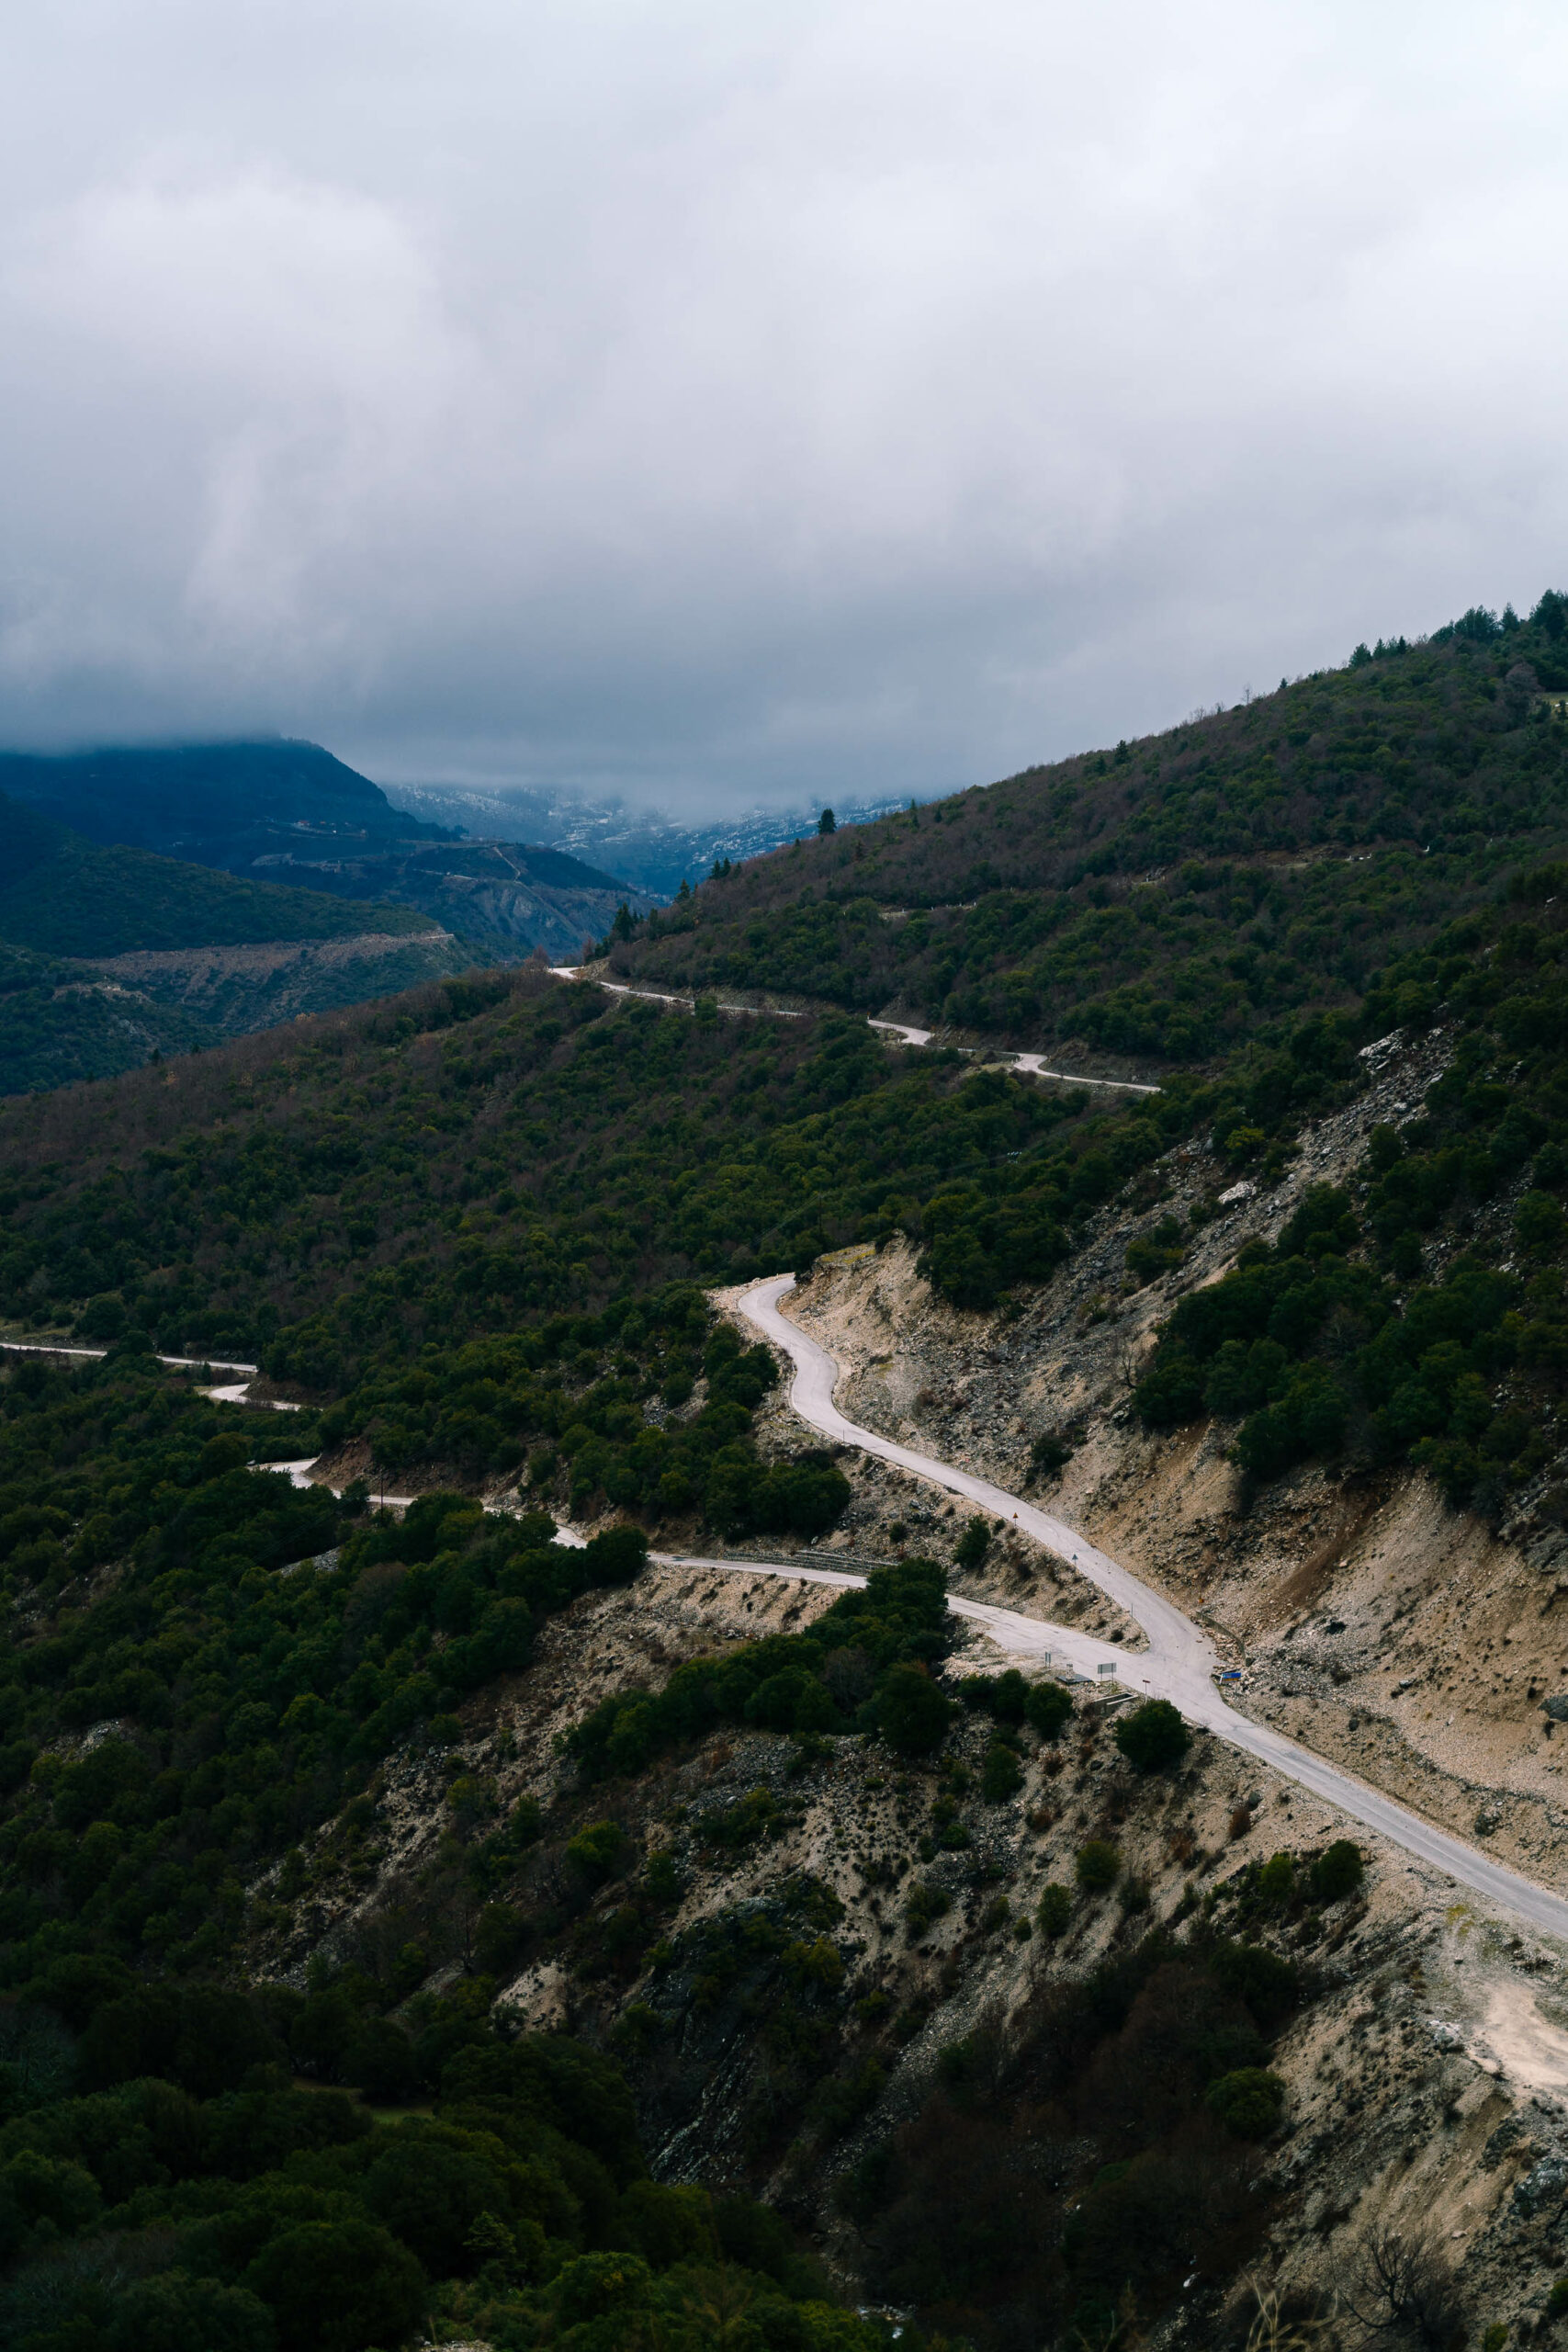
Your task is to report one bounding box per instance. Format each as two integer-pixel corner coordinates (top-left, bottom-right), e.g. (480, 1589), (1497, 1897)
(2, 1), (1566, 808)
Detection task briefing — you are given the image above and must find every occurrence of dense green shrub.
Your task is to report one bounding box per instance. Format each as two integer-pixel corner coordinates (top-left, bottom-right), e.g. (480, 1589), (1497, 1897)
(1205, 2067), (1287, 2139)
(1208, 1940), (1301, 2030)
(876, 1664), (954, 1758)
(245, 2218), (426, 2352)
(1125, 1216), (1188, 1285)
(1037, 1883), (1073, 1937)
(1257, 1851), (1295, 1905)
(1076, 1841), (1121, 1893)
(904, 1880), (952, 1936)
(1113, 1699), (1190, 1772)
(957, 1667), (1032, 1723)
(1025, 1679), (1074, 1741)
(1308, 1839), (1365, 1903)
(953, 1516), (992, 1570)
(1030, 1430), (1074, 1479)
(981, 1743), (1024, 1803)
(566, 1821), (630, 1883)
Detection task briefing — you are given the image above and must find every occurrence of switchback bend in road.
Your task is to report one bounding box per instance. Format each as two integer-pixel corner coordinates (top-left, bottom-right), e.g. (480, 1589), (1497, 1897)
(738, 1273), (1568, 1942)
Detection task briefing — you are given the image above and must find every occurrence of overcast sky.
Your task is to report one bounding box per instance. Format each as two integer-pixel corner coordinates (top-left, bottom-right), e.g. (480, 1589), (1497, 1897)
(2, 2), (1566, 810)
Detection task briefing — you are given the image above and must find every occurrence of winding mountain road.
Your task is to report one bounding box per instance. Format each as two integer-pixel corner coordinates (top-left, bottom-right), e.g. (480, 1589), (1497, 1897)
(738, 1272), (1568, 1940)
(548, 968), (1154, 1094)
(220, 1271), (1568, 1934)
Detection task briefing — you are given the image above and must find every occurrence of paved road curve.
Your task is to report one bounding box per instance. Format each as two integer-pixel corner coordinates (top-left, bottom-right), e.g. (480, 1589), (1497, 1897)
(548, 968), (1154, 1093)
(0, 1338), (260, 1375)
(739, 1272), (1568, 1940)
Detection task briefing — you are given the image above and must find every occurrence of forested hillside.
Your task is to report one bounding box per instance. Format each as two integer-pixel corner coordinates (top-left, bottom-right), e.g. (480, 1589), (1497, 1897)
(0, 738), (445, 868)
(4, 596), (1568, 2348)
(0, 795), (434, 960)
(0, 794), (464, 1098)
(247, 834), (658, 967)
(610, 600), (1568, 1062)
(0, 944), (213, 1101)
(0, 740), (656, 971)
(6, 598), (1568, 1503)
(0, 961), (1226, 1375)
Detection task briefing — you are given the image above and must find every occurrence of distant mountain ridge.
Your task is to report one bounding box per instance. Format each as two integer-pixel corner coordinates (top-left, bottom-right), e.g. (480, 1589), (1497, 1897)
(0, 742), (664, 1092)
(0, 737), (444, 866)
(381, 776), (919, 899)
(0, 787), (471, 1094)
(0, 790), (434, 957)
(1, 737), (656, 963)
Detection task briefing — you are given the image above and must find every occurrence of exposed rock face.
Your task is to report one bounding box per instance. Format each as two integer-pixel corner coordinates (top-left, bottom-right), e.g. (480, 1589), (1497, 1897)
(244, 1025), (1568, 2338)
(758, 1029), (1568, 1910)
(251, 846), (658, 965)
(249, 1538), (1568, 2339)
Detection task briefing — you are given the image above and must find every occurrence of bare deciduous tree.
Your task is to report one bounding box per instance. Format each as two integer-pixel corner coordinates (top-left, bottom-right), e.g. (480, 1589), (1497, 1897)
(1346, 2224), (1465, 2351)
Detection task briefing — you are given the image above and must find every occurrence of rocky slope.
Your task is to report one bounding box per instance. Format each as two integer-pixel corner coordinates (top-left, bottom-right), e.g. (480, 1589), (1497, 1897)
(250, 839), (659, 964)
(247, 1530), (1568, 2346)
(778, 1030), (1568, 1905)
(233, 1025), (1568, 2345)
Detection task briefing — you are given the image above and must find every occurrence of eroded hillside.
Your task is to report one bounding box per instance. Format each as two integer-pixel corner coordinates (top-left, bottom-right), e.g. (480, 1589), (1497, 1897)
(238, 1514), (1568, 2350)
(771, 1029), (1568, 1896)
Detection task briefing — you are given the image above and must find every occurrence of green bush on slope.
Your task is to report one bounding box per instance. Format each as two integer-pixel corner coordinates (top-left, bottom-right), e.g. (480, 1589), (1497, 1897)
(570, 1557), (953, 1780)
